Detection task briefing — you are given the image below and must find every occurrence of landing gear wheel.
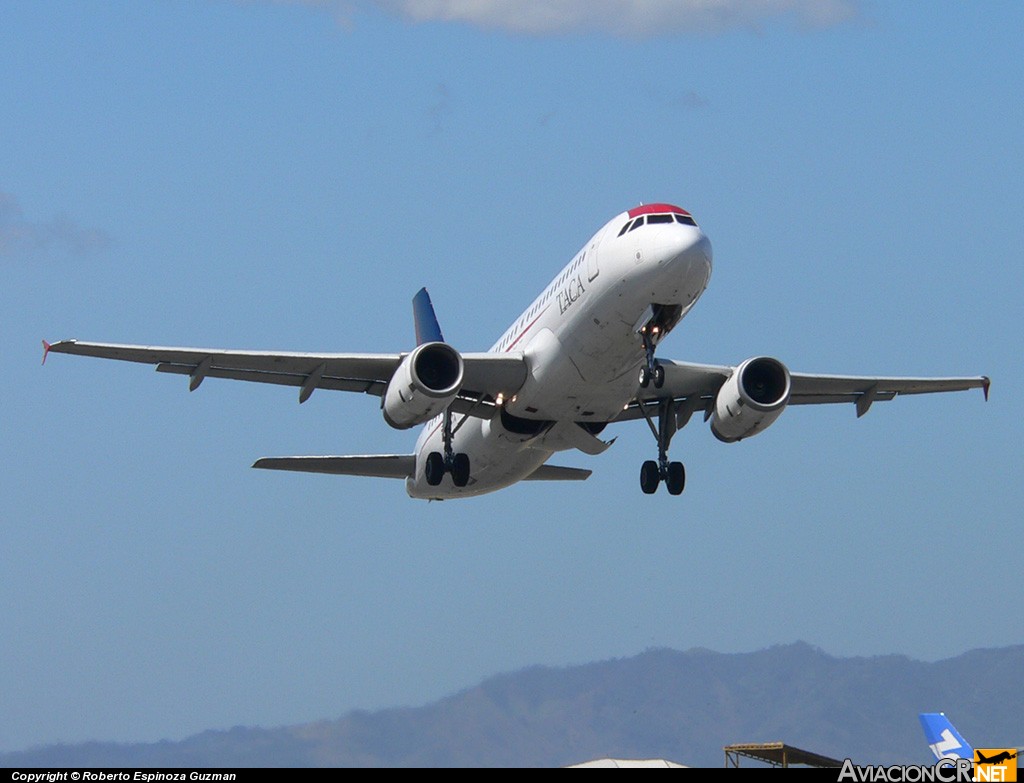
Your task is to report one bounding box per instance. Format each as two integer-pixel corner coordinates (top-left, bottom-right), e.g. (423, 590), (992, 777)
(638, 366), (652, 388)
(636, 396), (689, 497)
(425, 452), (445, 486)
(653, 363), (665, 389)
(666, 461), (686, 495)
(451, 453), (471, 487)
(640, 460), (660, 494)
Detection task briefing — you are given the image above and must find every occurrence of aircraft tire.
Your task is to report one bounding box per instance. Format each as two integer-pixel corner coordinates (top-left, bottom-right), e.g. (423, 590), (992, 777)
(666, 461), (685, 495)
(640, 460), (660, 494)
(638, 367), (651, 388)
(653, 363), (665, 389)
(425, 451), (445, 486)
(451, 453), (470, 487)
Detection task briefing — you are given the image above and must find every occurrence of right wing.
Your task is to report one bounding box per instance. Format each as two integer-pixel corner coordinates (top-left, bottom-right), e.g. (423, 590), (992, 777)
(44, 339), (527, 418)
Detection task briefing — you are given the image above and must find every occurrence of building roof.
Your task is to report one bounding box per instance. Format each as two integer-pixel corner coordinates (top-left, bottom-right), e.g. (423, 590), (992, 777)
(569, 758), (687, 768)
(724, 742), (844, 768)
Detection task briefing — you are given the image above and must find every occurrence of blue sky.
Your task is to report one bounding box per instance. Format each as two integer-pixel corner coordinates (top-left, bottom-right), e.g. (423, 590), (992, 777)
(2, 0), (1021, 754)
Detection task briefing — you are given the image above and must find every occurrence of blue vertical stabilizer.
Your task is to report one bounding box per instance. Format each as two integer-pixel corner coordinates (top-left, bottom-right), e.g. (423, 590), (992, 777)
(920, 713), (974, 761)
(412, 288), (445, 345)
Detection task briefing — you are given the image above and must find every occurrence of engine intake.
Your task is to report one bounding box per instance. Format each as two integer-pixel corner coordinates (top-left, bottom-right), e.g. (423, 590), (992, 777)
(710, 356), (791, 443)
(382, 342), (464, 429)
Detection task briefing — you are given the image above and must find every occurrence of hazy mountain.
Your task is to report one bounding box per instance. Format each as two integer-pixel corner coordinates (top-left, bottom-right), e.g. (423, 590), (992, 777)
(5, 642), (1021, 767)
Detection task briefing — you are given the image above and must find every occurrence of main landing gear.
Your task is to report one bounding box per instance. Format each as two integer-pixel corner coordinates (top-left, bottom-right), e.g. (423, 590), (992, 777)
(637, 394), (686, 496)
(424, 407), (471, 487)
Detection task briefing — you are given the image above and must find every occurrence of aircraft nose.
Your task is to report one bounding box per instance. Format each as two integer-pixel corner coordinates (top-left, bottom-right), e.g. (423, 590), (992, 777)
(653, 225), (712, 269)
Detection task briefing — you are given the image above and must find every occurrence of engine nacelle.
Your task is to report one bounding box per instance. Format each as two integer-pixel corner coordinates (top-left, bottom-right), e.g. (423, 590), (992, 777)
(382, 342), (464, 429)
(710, 356), (791, 443)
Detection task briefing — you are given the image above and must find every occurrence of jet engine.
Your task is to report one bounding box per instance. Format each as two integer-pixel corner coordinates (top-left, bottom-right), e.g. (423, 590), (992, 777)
(710, 356), (791, 443)
(382, 342), (464, 429)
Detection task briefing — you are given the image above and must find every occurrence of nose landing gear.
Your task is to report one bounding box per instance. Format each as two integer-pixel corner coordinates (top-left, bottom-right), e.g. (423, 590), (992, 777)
(633, 304), (692, 494)
(424, 407), (471, 487)
(637, 326), (665, 389)
(635, 304), (682, 390)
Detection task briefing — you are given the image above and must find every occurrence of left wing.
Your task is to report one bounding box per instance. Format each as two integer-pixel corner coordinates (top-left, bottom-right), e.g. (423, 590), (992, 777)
(616, 359), (989, 423)
(43, 339), (527, 417)
(253, 455), (415, 478)
(785, 371), (990, 415)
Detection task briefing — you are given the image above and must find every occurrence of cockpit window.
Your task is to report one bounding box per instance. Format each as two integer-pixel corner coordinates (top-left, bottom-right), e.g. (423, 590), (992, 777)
(620, 210), (698, 236)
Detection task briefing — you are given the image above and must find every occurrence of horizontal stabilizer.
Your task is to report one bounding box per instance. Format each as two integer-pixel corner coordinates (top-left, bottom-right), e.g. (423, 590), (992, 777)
(524, 464), (592, 481)
(253, 455), (415, 478)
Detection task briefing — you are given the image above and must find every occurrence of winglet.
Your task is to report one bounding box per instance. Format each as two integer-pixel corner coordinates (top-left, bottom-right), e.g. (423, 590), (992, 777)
(982, 376), (991, 401)
(42, 340), (52, 365)
(412, 287), (445, 345)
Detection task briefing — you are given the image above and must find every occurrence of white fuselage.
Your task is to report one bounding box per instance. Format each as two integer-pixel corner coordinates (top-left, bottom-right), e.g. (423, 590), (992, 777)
(407, 206), (713, 499)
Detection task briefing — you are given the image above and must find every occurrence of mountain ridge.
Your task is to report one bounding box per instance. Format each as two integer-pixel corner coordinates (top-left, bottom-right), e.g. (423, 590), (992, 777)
(5, 641), (1021, 767)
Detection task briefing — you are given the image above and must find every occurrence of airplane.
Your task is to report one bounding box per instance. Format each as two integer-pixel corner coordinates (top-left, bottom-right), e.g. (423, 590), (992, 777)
(978, 751), (1018, 766)
(921, 712), (975, 762)
(920, 712), (1021, 767)
(44, 202), (990, 500)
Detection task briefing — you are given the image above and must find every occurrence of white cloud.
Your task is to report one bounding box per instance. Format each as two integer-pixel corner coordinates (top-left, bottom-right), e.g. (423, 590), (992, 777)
(237, 0), (861, 37)
(383, 0), (859, 35)
(0, 192), (111, 259)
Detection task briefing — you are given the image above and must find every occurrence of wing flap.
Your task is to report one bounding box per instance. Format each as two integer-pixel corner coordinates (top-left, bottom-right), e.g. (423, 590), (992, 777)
(155, 363), (385, 395)
(788, 392), (897, 406)
(252, 455), (415, 478)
